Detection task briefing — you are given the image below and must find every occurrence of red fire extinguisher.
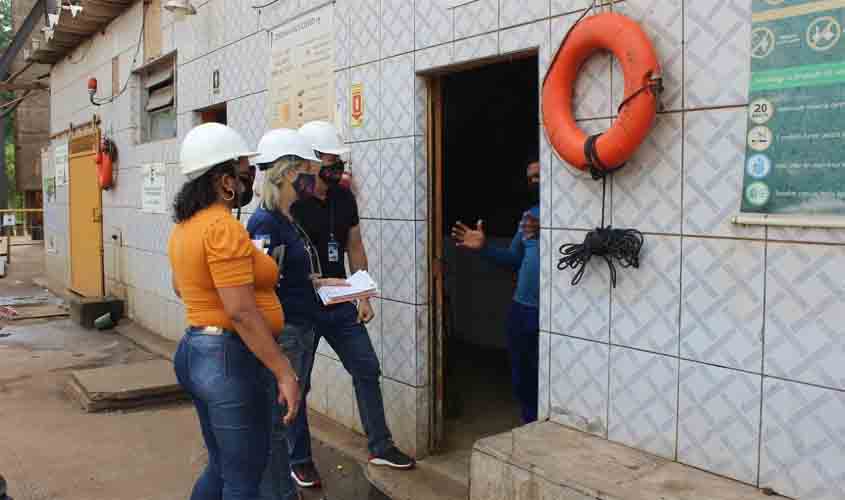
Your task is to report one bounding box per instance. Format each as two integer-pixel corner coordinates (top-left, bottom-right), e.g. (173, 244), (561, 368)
(96, 136), (115, 190)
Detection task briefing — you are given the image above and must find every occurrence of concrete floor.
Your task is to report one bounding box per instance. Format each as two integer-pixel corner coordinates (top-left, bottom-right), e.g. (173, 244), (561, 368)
(0, 241), (389, 500)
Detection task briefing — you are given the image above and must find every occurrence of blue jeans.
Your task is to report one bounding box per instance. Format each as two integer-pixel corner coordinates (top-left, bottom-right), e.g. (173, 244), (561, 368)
(506, 301), (540, 423)
(259, 322), (314, 500)
(174, 328), (272, 500)
(288, 302), (393, 464)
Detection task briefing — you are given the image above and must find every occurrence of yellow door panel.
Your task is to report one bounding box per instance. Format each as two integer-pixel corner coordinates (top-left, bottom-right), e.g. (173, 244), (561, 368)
(69, 131), (104, 298)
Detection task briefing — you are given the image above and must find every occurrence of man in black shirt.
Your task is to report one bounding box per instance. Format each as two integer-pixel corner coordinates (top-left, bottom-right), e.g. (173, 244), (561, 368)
(287, 121), (415, 489)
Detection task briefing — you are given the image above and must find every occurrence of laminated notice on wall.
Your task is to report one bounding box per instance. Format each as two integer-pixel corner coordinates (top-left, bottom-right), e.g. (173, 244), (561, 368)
(54, 140), (68, 187)
(741, 0), (845, 215)
(269, 3), (336, 129)
(141, 163), (167, 214)
(42, 149), (55, 202)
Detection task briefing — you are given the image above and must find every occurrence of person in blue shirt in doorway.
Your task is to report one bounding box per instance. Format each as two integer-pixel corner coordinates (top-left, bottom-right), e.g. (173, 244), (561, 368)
(451, 160), (541, 424)
(248, 128), (350, 500)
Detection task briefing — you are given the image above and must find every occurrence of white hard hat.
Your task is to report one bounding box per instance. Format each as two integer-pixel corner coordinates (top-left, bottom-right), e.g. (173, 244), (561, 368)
(180, 123), (258, 180)
(255, 128), (320, 166)
(299, 120), (350, 156)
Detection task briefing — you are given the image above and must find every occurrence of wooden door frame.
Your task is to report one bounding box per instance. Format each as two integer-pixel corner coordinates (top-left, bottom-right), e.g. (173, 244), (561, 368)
(424, 50), (541, 454)
(68, 126), (104, 297)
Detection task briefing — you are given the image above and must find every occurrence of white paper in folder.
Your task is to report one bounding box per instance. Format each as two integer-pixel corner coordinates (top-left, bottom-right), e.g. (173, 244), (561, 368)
(317, 270), (379, 306)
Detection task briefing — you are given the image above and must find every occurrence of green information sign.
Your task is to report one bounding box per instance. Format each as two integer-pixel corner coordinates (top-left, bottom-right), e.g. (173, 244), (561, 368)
(742, 0), (845, 215)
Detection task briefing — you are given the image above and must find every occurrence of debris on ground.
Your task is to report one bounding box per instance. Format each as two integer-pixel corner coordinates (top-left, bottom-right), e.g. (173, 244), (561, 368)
(0, 293), (68, 321)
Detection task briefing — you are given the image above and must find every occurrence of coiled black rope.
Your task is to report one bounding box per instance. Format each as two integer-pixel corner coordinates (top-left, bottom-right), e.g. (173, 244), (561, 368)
(557, 143), (644, 288)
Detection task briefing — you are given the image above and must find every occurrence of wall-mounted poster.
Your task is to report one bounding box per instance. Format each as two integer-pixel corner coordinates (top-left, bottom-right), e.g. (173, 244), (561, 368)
(141, 163), (167, 214)
(741, 0), (845, 215)
(54, 140), (68, 187)
(269, 4), (335, 129)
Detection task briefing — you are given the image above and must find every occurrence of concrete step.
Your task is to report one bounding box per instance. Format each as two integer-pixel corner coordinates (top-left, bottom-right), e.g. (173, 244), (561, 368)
(308, 411), (468, 500)
(471, 422), (790, 500)
(67, 358), (187, 412)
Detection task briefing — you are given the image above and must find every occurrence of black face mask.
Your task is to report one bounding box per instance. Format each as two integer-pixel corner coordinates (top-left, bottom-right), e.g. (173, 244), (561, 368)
(238, 174), (254, 208)
(293, 173), (317, 199)
(319, 161), (345, 187)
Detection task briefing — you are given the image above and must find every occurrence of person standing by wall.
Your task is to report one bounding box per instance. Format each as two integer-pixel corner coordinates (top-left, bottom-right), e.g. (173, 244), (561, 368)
(247, 129), (352, 499)
(169, 123), (300, 500)
(285, 121), (415, 489)
(451, 160), (541, 424)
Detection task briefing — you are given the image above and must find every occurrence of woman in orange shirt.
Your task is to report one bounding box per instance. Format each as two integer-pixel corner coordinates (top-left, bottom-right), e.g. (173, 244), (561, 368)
(169, 123), (300, 500)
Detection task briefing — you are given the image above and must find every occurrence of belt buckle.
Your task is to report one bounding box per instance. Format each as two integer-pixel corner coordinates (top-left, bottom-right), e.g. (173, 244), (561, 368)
(199, 326), (225, 336)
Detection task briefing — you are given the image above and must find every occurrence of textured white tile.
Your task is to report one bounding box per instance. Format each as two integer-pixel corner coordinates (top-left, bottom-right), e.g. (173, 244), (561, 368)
(539, 228), (551, 333)
(360, 219), (382, 298)
(684, 108), (763, 239)
(540, 127), (552, 228)
(223, 0), (259, 44)
(380, 54), (415, 139)
(349, 62), (381, 142)
(382, 302), (416, 386)
(335, 69), (350, 143)
(550, 334), (609, 436)
(767, 226), (845, 245)
(681, 238), (765, 372)
(612, 0), (683, 112)
(551, 13), (611, 119)
(416, 305), (430, 386)
(611, 112), (683, 234)
(325, 356), (358, 431)
(609, 347), (678, 459)
(550, 230), (610, 342)
(685, 0), (751, 108)
(611, 236), (681, 356)
(454, 0), (499, 40)
(766, 243), (845, 391)
(760, 378), (845, 500)
(538, 332), (552, 421)
(414, 76), (427, 137)
(335, 0), (351, 69)
(381, 137), (416, 220)
(228, 92), (268, 151)
(349, 0), (381, 66)
(382, 0), (415, 58)
(499, 19), (550, 55)
(381, 220), (416, 303)
(677, 361), (762, 485)
(415, 0), (454, 50)
(414, 136), (428, 220)
(350, 141), (381, 218)
(302, 352), (334, 415)
(550, 119), (609, 230)
(382, 378), (427, 457)
(453, 33), (499, 64)
(415, 221), (429, 305)
(501, 0), (550, 29)
(415, 43), (454, 73)
(551, 0), (606, 17)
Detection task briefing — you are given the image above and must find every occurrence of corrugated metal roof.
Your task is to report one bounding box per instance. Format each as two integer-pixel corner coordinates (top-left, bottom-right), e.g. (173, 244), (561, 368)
(28, 0), (135, 65)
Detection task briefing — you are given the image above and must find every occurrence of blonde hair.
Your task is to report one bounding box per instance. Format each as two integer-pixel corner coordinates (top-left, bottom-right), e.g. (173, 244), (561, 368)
(261, 156), (305, 211)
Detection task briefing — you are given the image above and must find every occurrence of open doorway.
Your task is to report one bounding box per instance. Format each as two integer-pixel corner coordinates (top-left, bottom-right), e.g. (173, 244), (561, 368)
(429, 54), (540, 466)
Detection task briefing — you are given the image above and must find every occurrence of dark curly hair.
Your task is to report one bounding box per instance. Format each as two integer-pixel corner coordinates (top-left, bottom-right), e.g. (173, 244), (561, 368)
(172, 161), (237, 223)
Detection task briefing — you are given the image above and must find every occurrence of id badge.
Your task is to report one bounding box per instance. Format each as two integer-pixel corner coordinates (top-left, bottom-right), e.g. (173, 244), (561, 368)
(327, 239), (340, 263)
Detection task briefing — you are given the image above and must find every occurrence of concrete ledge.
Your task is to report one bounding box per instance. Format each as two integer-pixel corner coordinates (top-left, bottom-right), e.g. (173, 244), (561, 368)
(471, 422), (790, 500)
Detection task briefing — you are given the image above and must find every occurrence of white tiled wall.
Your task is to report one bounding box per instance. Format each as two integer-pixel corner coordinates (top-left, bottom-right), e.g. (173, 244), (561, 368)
(44, 0), (845, 490)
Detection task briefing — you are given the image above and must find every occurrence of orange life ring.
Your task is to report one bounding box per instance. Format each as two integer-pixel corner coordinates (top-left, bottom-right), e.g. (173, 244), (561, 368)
(542, 12), (661, 172)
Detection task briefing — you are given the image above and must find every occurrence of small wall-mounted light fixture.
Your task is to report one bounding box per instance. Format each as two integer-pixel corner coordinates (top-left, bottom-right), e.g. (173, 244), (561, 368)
(212, 69), (220, 94)
(163, 0), (197, 16)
